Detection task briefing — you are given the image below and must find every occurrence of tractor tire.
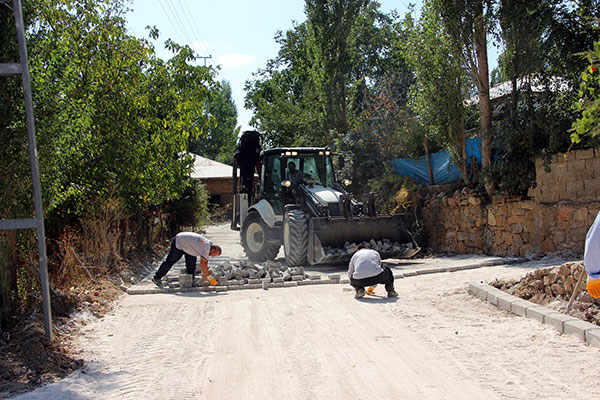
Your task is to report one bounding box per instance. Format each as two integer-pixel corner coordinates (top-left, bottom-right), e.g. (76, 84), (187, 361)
(241, 212), (280, 262)
(283, 209), (308, 267)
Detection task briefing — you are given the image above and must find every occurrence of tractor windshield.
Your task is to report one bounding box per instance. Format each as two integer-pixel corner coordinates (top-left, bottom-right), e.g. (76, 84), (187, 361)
(286, 153), (335, 187)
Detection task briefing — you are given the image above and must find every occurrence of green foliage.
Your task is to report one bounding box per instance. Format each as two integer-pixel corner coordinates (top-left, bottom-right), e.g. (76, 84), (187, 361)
(0, 0), (220, 322)
(572, 41), (600, 141)
(245, 0), (405, 149)
(367, 174), (425, 242)
(401, 2), (471, 181)
(189, 80), (239, 164)
(26, 0), (217, 222)
(169, 179), (209, 229)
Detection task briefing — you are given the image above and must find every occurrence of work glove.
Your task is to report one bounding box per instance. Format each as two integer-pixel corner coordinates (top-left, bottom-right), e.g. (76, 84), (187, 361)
(587, 278), (600, 299)
(203, 274), (217, 286)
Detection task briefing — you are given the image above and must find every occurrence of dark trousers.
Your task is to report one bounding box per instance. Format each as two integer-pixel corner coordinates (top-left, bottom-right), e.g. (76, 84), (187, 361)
(154, 238), (197, 279)
(350, 266), (395, 293)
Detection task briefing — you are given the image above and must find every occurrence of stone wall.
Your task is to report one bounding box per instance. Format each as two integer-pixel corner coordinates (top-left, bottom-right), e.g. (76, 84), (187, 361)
(421, 148), (600, 257)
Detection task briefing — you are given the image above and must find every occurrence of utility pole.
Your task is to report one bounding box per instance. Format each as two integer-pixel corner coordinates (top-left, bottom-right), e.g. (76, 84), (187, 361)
(194, 55), (212, 66)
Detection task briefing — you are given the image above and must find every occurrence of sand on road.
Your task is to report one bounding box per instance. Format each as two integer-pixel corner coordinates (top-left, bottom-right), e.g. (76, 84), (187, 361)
(12, 224), (600, 400)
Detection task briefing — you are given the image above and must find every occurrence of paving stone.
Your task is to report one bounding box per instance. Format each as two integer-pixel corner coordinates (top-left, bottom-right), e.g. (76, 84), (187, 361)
(245, 284), (260, 290)
(247, 279), (260, 284)
(457, 263), (483, 271)
(481, 260), (500, 266)
(416, 268), (445, 275)
(586, 328), (600, 348)
(297, 280), (313, 286)
(564, 320), (599, 342)
(446, 266), (460, 272)
(468, 281), (488, 300)
(402, 271), (417, 277)
(510, 299), (538, 317)
(496, 295), (514, 311)
(526, 306), (555, 323)
(271, 282), (284, 288)
(392, 273), (405, 279)
(284, 282), (298, 287)
(544, 313), (578, 334)
(340, 278), (350, 284)
(215, 287), (227, 292)
(485, 289), (508, 306)
(292, 275), (304, 281)
(307, 274), (321, 280)
(227, 285), (241, 290)
(328, 274), (341, 280)
(273, 277), (284, 283)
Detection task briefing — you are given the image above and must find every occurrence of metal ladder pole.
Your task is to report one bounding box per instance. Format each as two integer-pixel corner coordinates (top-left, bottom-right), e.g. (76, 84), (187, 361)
(0, 0), (53, 341)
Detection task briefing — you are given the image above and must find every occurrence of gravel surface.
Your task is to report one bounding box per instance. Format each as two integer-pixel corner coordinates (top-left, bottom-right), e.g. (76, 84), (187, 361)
(11, 224), (600, 400)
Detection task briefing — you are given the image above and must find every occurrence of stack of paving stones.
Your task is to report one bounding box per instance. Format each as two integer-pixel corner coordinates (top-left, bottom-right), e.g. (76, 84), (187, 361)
(128, 255), (526, 295)
(164, 260), (342, 292)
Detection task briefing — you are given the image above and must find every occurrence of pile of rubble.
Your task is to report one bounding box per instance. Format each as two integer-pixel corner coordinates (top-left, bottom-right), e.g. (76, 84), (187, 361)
(323, 239), (415, 258)
(492, 261), (600, 325)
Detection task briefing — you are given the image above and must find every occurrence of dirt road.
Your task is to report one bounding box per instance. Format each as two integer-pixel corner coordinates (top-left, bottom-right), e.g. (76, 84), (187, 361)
(12, 224), (600, 399)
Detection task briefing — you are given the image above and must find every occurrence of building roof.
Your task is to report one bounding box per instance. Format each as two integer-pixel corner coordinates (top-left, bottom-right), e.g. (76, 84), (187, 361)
(466, 77), (568, 106)
(190, 154), (233, 179)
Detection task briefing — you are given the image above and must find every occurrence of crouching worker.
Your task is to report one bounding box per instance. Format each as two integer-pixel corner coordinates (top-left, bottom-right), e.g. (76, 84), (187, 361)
(585, 211), (600, 298)
(348, 244), (398, 299)
(152, 232), (222, 288)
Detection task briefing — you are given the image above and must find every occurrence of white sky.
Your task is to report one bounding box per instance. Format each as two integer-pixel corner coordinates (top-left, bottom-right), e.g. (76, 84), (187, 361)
(125, 1), (498, 131)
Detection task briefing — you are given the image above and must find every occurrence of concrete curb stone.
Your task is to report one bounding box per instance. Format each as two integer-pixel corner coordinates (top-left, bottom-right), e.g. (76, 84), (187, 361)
(469, 281), (600, 348)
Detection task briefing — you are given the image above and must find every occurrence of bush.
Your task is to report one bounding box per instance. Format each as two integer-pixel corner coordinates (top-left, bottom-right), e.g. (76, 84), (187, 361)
(169, 179), (209, 231)
(368, 174), (425, 243)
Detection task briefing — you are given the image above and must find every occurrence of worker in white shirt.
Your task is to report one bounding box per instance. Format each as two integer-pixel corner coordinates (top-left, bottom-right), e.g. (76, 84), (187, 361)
(348, 244), (398, 299)
(585, 211), (600, 298)
(152, 232), (221, 288)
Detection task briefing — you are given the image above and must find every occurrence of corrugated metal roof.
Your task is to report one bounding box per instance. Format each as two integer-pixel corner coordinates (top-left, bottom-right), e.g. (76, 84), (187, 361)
(190, 154), (233, 179)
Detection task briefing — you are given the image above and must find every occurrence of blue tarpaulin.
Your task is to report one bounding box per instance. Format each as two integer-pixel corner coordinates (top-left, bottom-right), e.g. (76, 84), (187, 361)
(392, 137), (482, 185)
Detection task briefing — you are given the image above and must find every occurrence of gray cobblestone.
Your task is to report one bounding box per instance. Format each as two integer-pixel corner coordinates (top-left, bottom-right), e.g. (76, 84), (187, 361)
(586, 328), (600, 347)
(563, 320), (599, 342)
(544, 313), (579, 334)
(526, 306), (554, 323)
(510, 299), (537, 317)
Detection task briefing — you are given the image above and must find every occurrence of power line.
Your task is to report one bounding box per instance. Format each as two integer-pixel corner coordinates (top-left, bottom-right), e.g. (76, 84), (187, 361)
(164, 0), (195, 48)
(179, 0), (212, 58)
(157, 0), (186, 45)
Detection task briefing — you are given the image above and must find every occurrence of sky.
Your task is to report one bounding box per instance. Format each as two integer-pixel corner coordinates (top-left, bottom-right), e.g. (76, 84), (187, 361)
(125, 1), (497, 131)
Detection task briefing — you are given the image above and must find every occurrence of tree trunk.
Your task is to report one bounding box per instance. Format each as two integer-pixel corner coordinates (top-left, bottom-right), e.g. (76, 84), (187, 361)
(474, 3), (495, 196)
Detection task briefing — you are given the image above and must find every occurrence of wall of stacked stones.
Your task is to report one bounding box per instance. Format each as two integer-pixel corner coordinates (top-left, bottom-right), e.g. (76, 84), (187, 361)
(421, 148), (600, 257)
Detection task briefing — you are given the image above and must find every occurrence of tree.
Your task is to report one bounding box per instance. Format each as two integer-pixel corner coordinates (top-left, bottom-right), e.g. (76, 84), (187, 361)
(26, 0), (217, 220)
(189, 80), (239, 164)
(305, 0), (368, 140)
(436, 0), (494, 193)
(245, 0), (398, 148)
(1, 0), (219, 328)
(402, 3), (472, 184)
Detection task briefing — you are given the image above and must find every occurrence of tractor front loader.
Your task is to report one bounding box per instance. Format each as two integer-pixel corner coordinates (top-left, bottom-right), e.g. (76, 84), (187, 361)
(231, 130), (419, 266)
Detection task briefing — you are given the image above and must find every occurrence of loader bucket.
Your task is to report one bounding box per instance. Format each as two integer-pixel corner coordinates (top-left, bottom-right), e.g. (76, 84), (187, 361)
(307, 214), (420, 265)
